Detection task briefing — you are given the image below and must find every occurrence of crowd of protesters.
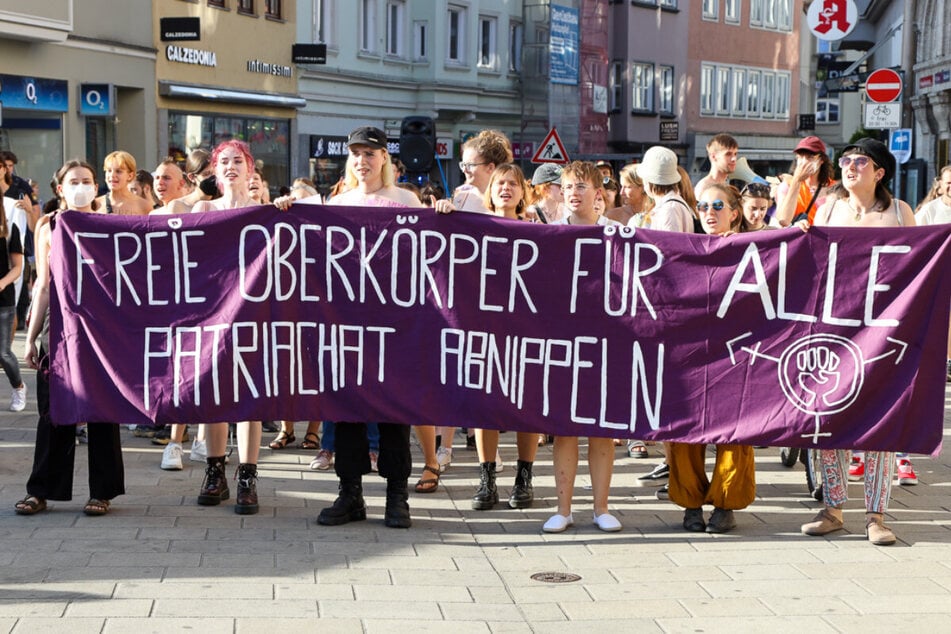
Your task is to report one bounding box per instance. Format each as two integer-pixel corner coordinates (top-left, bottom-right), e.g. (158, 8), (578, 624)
(4, 126), (948, 548)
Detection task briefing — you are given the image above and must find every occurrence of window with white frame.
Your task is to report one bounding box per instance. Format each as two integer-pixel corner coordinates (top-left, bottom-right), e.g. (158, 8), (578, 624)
(816, 97), (840, 124)
(447, 4), (466, 64)
(751, 0), (792, 32)
(360, 0), (377, 53)
(700, 64), (790, 119)
(478, 15), (498, 70)
(725, 0), (740, 24)
(702, 0), (718, 20)
(413, 20), (428, 61)
(700, 64), (715, 115)
(632, 62), (654, 112)
(658, 65), (674, 114)
(386, 0), (405, 57)
(746, 69), (760, 115)
(509, 21), (522, 72)
(761, 72), (775, 117)
(314, 0), (334, 46)
(610, 61), (623, 111)
(750, 0), (764, 26)
(716, 66), (731, 115)
(731, 68), (746, 114)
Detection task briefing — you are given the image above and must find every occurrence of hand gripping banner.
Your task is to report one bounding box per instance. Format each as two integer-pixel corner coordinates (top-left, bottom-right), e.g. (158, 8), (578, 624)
(49, 205), (951, 455)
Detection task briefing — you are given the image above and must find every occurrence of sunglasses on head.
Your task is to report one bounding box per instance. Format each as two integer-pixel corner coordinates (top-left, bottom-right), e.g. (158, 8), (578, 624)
(838, 155), (873, 170)
(741, 183), (771, 198)
(696, 200), (725, 213)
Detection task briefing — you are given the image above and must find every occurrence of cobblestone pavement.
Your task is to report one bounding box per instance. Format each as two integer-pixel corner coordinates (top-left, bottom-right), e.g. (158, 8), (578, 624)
(0, 333), (948, 633)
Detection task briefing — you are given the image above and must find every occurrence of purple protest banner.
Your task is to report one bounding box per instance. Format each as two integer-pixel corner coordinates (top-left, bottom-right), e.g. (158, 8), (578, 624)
(49, 205), (951, 455)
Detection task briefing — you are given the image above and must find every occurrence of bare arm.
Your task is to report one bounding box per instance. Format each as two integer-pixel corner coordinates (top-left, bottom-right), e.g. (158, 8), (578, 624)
(24, 219), (51, 368)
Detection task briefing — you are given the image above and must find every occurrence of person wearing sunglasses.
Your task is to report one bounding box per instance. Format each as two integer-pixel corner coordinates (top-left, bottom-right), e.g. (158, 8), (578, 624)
(798, 137), (915, 547)
(740, 183), (774, 231)
(666, 184), (757, 534)
(773, 136), (836, 227)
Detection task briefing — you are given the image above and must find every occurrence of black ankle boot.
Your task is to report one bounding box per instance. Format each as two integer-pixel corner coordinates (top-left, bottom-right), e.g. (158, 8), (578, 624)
(508, 460), (534, 509)
(234, 463), (259, 515)
(317, 477), (366, 526)
(471, 461), (498, 510)
(384, 478), (412, 528)
(198, 456), (229, 505)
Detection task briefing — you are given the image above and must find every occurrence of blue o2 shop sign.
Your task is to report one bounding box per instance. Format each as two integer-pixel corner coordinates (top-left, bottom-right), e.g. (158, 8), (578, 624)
(79, 84), (116, 117)
(0, 74), (68, 112)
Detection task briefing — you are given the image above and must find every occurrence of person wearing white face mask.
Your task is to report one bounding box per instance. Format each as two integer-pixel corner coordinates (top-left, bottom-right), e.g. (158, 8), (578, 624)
(15, 159), (125, 517)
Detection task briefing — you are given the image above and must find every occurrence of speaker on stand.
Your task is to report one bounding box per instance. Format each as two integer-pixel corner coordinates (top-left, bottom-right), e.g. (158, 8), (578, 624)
(399, 116), (436, 183)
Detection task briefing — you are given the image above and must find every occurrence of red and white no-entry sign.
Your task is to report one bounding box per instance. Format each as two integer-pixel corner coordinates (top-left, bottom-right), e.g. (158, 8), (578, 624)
(866, 68), (903, 103)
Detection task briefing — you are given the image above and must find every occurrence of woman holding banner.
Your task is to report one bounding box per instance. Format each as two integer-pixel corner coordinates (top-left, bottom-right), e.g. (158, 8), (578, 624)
(15, 159), (125, 516)
(798, 137), (915, 546)
(276, 125), (423, 528)
(667, 183), (757, 534)
(190, 139), (264, 515)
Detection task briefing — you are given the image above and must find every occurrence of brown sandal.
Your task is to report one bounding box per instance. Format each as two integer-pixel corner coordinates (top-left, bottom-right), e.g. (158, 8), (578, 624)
(414, 465), (441, 494)
(298, 432), (320, 450)
(83, 498), (110, 516)
(268, 431), (296, 449)
(15, 496), (47, 515)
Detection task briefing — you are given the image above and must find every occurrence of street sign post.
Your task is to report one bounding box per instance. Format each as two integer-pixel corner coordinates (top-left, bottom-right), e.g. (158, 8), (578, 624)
(865, 68), (903, 103)
(864, 102), (901, 129)
(532, 128), (570, 164)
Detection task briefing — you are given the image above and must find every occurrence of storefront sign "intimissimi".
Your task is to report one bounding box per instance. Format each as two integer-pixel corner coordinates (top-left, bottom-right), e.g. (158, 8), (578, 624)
(247, 59), (293, 78)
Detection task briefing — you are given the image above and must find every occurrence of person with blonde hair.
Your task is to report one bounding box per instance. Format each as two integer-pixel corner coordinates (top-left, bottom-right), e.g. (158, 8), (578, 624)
(95, 151), (152, 215)
(606, 163), (652, 226)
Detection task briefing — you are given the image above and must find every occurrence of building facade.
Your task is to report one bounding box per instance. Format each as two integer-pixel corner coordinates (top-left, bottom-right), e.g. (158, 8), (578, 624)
(296, 0), (524, 194)
(0, 0), (156, 191)
(154, 0), (302, 196)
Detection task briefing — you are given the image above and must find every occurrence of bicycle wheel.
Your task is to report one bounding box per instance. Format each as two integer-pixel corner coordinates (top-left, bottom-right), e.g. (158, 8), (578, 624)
(780, 447), (800, 467)
(804, 449), (823, 501)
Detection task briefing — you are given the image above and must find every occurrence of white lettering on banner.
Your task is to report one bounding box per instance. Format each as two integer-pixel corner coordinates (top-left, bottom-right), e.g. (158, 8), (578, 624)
(439, 329), (664, 433)
(73, 230), (206, 307)
(166, 45), (217, 67)
(717, 241), (912, 326)
(234, 222), (540, 313)
(569, 238), (663, 317)
(143, 322), (395, 408)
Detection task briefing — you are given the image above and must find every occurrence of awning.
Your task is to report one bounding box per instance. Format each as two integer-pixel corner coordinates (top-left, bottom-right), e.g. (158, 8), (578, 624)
(158, 81), (306, 109)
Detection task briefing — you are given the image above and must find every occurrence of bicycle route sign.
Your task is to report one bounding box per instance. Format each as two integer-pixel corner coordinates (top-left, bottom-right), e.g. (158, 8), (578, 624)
(864, 102), (901, 129)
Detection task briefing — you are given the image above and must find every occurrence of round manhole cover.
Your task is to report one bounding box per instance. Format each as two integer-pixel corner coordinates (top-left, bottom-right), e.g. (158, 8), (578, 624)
(530, 572), (582, 583)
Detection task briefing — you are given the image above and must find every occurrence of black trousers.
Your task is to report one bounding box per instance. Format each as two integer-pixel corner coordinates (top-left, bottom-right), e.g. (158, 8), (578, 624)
(333, 422), (411, 481)
(25, 351), (125, 501)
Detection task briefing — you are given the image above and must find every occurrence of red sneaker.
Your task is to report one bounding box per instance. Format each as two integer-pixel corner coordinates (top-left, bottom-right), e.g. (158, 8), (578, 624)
(896, 457), (918, 486)
(848, 453), (864, 481)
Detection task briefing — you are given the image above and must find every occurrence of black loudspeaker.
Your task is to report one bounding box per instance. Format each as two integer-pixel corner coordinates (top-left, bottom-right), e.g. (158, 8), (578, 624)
(399, 116), (436, 172)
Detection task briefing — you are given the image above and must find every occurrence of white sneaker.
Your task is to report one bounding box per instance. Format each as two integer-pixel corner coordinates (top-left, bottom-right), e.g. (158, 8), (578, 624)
(310, 449), (334, 470)
(542, 513), (573, 533)
(593, 512), (622, 532)
(9, 384), (26, 412)
(436, 446), (453, 472)
(189, 438), (208, 462)
(161, 442), (184, 471)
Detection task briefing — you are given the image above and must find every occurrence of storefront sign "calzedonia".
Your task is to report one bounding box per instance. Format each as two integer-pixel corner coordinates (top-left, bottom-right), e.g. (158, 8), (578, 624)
(166, 45), (217, 67)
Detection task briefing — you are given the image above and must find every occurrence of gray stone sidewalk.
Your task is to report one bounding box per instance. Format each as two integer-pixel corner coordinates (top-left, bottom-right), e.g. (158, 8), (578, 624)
(0, 335), (948, 632)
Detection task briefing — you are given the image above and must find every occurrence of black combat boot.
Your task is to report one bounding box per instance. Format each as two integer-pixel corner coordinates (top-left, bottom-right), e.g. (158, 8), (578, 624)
(508, 460), (534, 509)
(471, 461), (498, 510)
(197, 456), (229, 505)
(317, 477), (366, 525)
(383, 478), (412, 528)
(234, 463), (259, 515)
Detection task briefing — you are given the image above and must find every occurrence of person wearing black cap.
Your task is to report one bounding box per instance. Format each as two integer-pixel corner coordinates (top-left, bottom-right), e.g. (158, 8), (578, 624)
(773, 135), (836, 226)
(326, 126), (422, 209)
(799, 137), (915, 547)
